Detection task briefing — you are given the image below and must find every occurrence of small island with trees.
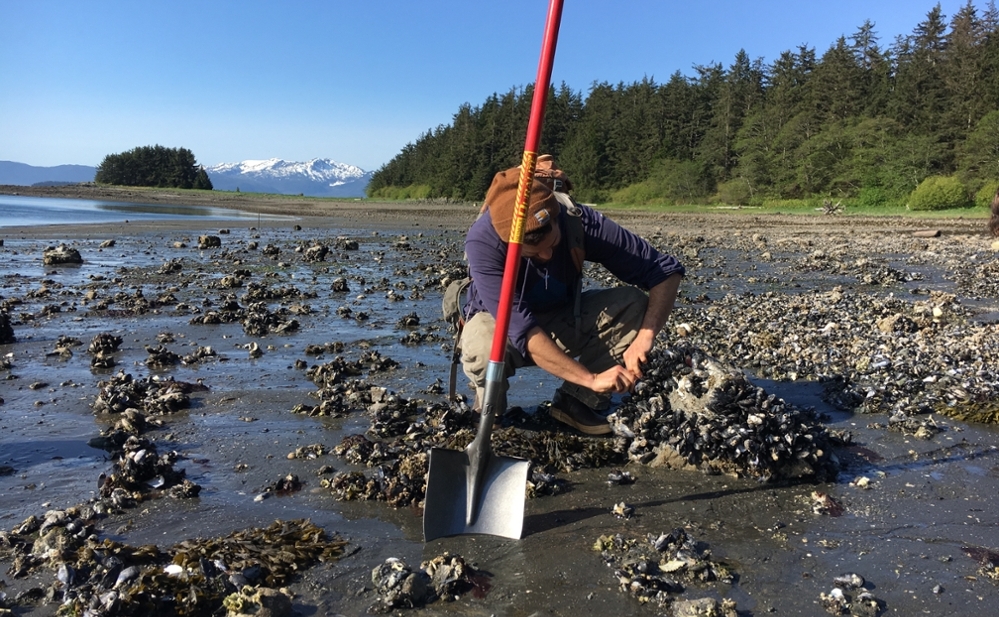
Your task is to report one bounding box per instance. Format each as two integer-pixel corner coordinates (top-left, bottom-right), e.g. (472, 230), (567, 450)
(95, 145), (212, 190)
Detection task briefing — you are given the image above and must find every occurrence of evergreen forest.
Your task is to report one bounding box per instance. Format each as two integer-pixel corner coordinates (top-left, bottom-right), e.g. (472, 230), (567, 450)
(95, 145), (213, 190)
(368, 2), (999, 210)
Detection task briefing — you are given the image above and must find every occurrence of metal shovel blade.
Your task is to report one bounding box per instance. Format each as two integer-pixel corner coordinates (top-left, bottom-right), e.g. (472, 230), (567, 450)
(423, 447), (529, 541)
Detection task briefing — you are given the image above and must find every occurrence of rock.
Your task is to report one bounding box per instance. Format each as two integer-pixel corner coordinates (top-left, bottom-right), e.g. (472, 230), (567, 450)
(42, 244), (83, 265)
(912, 229), (940, 238)
(0, 311), (14, 344)
(991, 239), (999, 251)
(223, 586), (293, 617)
(673, 597), (736, 617)
(198, 235), (222, 249)
(614, 344), (835, 482)
(303, 244), (329, 262)
(99, 239), (116, 248)
(876, 313), (918, 334)
(370, 558), (432, 610)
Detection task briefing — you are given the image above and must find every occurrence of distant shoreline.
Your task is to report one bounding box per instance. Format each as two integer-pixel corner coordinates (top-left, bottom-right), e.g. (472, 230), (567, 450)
(1, 183), (991, 240)
(0, 183), (482, 234)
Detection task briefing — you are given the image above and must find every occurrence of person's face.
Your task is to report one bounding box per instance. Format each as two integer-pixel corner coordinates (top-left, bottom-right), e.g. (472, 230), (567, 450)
(521, 223), (561, 263)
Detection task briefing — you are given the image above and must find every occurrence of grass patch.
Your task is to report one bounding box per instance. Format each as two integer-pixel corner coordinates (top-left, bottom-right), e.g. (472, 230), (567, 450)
(591, 200), (990, 219)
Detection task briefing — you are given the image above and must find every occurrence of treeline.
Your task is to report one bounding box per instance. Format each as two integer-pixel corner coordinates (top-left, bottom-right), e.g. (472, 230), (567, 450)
(95, 145), (213, 190)
(369, 2), (999, 208)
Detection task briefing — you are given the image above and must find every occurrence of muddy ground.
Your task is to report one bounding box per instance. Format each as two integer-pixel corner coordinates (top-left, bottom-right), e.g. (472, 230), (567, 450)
(2, 187), (999, 616)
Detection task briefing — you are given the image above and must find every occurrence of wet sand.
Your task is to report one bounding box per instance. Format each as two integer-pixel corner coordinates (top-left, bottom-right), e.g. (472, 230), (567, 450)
(2, 187), (999, 616)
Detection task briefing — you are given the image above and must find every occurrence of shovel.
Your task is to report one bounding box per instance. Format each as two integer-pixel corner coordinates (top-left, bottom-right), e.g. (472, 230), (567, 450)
(423, 0), (565, 542)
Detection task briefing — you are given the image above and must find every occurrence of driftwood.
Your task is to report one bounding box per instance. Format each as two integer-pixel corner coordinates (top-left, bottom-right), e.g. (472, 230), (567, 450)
(820, 199), (843, 215)
(912, 229), (941, 238)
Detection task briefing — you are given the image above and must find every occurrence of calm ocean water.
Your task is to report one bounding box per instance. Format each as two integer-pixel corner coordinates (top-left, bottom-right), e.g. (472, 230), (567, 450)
(0, 194), (281, 228)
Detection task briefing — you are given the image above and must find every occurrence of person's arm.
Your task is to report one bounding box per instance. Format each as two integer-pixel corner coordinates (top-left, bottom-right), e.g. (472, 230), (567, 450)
(526, 326), (638, 394)
(622, 272), (682, 376)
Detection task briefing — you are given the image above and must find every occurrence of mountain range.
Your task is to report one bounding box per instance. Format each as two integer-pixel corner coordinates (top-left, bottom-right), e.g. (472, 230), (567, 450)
(0, 157), (373, 198)
(205, 158), (372, 197)
(0, 160), (97, 186)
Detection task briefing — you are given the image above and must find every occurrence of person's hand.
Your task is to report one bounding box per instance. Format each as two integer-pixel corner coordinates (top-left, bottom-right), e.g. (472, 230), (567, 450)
(590, 365), (639, 394)
(622, 331), (655, 377)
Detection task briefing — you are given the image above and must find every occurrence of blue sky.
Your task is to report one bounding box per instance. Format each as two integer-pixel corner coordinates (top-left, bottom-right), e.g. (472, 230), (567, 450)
(0, 1), (988, 171)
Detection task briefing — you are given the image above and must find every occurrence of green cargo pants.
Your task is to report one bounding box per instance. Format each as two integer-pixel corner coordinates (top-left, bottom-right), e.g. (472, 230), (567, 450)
(459, 286), (649, 412)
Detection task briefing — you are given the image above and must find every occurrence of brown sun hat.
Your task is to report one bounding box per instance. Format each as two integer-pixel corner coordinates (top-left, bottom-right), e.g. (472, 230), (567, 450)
(533, 154), (573, 192)
(485, 166), (559, 242)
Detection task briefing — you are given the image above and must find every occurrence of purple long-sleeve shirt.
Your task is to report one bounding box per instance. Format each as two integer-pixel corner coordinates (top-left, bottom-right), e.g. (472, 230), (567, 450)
(464, 203), (685, 358)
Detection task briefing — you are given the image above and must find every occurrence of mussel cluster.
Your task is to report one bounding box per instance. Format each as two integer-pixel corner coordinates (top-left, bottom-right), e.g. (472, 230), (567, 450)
(240, 301), (300, 336)
(609, 343), (843, 481)
(144, 344), (181, 368)
(89, 332), (123, 355)
(2, 518), (347, 617)
(325, 449), (428, 508)
(0, 506), (97, 579)
(953, 255), (999, 298)
(593, 527), (736, 611)
(97, 435), (201, 508)
(818, 572), (884, 616)
(306, 354), (399, 391)
(93, 371), (200, 416)
(368, 553), (485, 613)
(319, 388), (629, 507)
(88, 332), (123, 368)
(797, 253), (919, 287)
(674, 288), (999, 422)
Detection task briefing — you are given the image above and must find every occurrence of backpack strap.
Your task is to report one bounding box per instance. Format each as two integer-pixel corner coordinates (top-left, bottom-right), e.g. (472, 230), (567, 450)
(552, 192), (586, 340)
(448, 319), (464, 401)
(553, 192), (585, 273)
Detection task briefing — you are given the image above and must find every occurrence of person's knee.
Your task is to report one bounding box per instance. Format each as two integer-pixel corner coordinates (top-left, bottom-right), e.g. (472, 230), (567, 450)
(613, 286), (649, 326)
(460, 312), (495, 360)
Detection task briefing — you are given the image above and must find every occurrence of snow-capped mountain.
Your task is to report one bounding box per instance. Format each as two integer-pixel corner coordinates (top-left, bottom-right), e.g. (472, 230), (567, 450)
(206, 158), (373, 198)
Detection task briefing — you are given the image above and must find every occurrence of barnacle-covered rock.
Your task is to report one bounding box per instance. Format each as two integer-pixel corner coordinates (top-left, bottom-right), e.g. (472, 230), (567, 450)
(223, 586), (294, 617)
(609, 344), (840, 481)
(42, 244), (83, 265)
(302, 243), (329, 262)
(420, 553), (485, 602)
(673, 597), (738, 617)
(198, 235), (222, 249)
(370, 557), (431, 612)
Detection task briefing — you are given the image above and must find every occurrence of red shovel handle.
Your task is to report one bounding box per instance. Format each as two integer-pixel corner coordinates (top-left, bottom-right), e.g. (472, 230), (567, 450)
(488, 0), (564, 365)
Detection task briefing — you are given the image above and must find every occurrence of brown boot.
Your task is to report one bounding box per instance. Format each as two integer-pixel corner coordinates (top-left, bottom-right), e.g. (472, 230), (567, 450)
(549, 389), (611, 435)
(471, 392), (503, 428)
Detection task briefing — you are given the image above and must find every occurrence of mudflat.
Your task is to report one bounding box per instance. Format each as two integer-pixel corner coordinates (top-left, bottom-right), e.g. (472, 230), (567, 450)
(1, 185), (998, 616)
